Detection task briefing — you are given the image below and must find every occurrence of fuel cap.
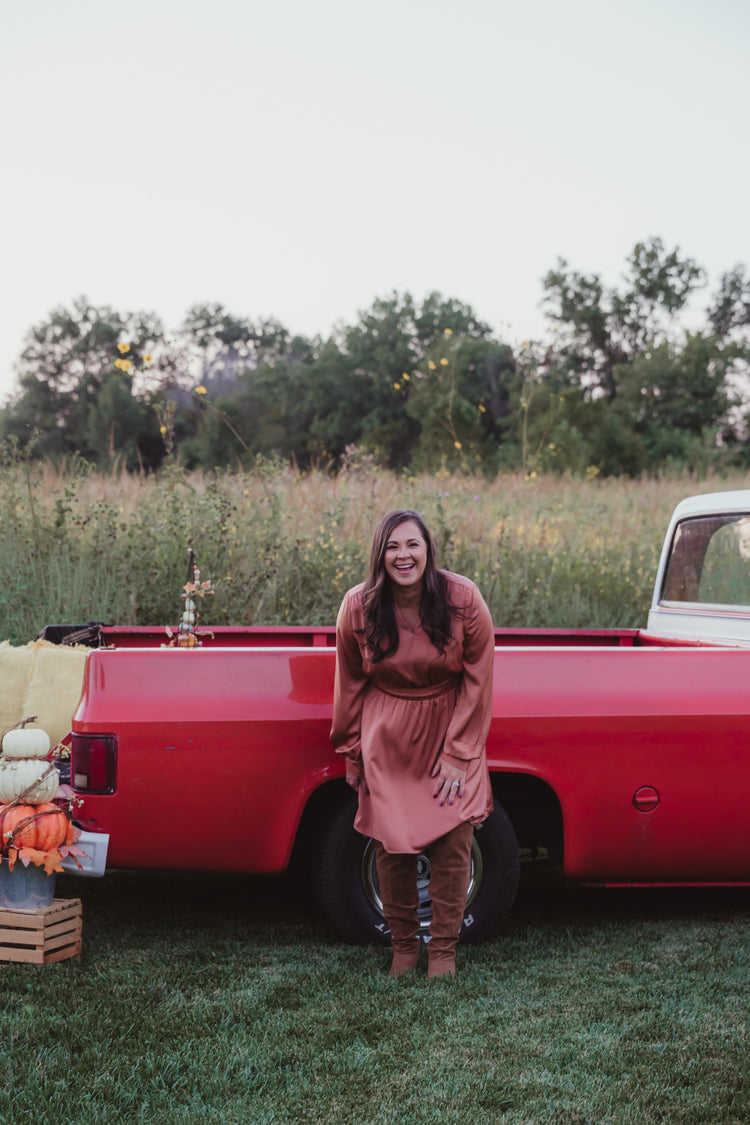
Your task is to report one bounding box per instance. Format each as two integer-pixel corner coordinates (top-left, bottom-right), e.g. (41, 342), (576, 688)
(633, 785), (659, 813)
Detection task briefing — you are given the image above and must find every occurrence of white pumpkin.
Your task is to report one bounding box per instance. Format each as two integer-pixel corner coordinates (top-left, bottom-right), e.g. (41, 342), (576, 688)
(1, 728), (51, 760)
(0, 757), (60, 803)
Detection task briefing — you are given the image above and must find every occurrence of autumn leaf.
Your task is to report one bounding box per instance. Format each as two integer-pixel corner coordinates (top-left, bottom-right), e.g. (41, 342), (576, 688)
(59, 843), (90, 871)
(14, 846), (64, 874)
(43, 849), (64, 875)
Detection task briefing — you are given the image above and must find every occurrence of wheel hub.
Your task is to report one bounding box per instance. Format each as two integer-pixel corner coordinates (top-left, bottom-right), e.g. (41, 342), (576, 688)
(361, 836), (483, 935)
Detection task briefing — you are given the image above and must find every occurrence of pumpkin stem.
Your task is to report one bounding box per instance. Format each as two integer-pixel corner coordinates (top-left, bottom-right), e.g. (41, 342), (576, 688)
(0, 715), (39, 742)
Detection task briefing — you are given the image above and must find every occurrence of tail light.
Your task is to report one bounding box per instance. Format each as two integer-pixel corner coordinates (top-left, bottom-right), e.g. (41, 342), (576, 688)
(71, 734), (118, 794)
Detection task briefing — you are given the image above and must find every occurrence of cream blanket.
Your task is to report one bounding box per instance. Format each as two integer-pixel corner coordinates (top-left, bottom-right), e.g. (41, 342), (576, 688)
(0, 640), (88, 748)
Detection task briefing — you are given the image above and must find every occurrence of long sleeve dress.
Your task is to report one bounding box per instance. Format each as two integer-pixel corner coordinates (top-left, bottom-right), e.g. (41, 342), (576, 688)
(330, 571), (494, 854)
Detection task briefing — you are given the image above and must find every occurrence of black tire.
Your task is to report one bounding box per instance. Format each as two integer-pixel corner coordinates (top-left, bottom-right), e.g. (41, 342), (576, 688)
(316, 794), (520, 945)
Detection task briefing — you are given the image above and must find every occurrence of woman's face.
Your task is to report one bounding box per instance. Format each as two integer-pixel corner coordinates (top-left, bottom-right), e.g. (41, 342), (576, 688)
(383, 520), (428, 590)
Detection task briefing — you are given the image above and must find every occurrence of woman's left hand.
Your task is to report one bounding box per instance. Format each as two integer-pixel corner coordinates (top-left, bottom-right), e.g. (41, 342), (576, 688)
(431, 758), (466, 806)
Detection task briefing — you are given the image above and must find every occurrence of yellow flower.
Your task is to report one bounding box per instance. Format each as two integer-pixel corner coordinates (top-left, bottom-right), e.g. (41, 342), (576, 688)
(402, 372), (410, 381)
(117, 342), (130, 354)
(440, 358), (449, 366)
(143, 354), (152, 364)
(195, 385), (208, 396)
(478, 404), (486, 413)
(428, 361), (437, 371)
(393, 382), (401, 390)
(454, 441), (462, 450)
(160, 426), (168, 435)
(443, 328), (453, 336)
(115, 358), (133, 371)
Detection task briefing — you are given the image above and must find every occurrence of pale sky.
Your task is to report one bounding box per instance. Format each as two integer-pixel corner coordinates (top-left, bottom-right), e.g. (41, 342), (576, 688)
(1, 0), (748, 404)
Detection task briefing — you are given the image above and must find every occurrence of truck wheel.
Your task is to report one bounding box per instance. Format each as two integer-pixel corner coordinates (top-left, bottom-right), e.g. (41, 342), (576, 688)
(316, 795), (520, 945)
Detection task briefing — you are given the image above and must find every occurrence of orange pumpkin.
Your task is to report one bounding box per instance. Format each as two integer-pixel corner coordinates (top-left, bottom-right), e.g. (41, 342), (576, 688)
(0, 802), (69, 851)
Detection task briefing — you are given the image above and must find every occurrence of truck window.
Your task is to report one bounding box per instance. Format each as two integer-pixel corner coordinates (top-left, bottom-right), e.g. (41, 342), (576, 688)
(662, 514), (750, 607)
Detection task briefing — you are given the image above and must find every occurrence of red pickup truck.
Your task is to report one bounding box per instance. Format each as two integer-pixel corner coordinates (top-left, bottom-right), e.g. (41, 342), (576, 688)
(64, 489), (750, 944)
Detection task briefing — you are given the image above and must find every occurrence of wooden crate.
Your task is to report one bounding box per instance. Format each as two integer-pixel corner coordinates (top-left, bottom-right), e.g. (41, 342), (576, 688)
(0, 898), (82, 964)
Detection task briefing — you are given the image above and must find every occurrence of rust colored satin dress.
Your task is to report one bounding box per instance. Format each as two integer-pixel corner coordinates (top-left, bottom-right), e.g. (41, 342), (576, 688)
(330, 571), (494, 854)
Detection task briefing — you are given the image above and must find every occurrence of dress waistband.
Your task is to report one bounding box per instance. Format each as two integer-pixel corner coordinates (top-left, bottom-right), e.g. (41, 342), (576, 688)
(372, 678), (460, 702)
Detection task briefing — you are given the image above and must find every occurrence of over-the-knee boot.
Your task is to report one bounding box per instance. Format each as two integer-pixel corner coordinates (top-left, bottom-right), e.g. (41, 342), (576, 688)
(426, 821), (474, 979)
(375, 844), (420, 976)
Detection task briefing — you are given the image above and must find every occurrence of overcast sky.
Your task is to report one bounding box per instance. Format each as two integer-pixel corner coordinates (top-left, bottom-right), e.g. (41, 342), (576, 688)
(1, 0), (748, 404)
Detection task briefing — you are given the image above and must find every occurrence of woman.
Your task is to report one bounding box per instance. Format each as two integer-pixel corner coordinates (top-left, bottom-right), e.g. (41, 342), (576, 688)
(330, 509), (494, 978)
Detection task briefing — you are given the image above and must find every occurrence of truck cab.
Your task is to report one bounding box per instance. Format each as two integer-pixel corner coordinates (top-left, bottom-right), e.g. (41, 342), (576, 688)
(649, 490), (750, 644)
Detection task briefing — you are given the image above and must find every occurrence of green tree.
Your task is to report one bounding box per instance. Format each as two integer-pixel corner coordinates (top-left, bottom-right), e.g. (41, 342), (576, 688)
(539, 240), (750, 474)
(84, 370), (163, 471)
(2, 297), (164, 462)
(179, 304), (303, 389)
(542, 238), (705, 400)
(405, 336), (516, 474)
(707, 265), (750, 340)
(304, 291), (494, 468)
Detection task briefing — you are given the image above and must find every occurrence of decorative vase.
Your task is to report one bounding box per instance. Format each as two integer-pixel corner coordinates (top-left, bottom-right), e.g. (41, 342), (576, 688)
(0, 857), (56, 908)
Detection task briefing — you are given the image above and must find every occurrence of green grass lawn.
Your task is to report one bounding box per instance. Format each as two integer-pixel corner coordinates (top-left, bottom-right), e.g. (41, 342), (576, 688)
(2, 867), (749, 1124)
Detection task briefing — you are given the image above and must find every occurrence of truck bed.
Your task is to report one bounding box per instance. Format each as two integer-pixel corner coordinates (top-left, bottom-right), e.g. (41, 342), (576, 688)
(94, 624), (655, 648)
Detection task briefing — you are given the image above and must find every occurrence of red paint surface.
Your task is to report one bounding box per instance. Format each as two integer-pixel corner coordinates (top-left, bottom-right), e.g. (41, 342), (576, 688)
(71, 625), (750, 886)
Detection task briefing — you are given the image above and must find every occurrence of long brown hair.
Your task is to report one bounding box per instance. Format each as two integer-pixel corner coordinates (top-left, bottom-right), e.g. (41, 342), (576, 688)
(361, 509), (455, 662)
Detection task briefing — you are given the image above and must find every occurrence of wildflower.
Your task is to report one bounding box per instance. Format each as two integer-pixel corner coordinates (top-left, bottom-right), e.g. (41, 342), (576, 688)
(478, 404), (486, 413)
(115, 358), (133, 372)
(440, 358), (449, 366)
(443, 328), (453, 336)
(454, 441), (462, 450)
(160, 426), (168, 435)
(117, 342), (130, 354)
(393, 382), (401, 390)
(195, 385), (208, 396)
(143, 353), (152, 364)
(428, 361), (437, 370)
(402, 372), (410, 381)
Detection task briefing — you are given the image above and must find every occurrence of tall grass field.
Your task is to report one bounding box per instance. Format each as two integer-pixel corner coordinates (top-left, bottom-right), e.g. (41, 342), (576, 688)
(2, 462), (750, 1123)
(3, 459), (749, 643)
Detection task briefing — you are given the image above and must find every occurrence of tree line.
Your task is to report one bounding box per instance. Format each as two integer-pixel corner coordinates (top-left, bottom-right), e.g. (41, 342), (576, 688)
(2, 238), (749, 477)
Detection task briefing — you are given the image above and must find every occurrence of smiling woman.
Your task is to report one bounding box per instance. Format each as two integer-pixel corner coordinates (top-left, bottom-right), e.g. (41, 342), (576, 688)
(330, 509), (496, 979)
(383, 520), (428, 588)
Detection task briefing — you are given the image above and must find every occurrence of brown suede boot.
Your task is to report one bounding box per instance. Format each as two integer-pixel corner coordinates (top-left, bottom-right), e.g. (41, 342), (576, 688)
(375, 844), (420, 976)
(426, 822), (474, 979)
